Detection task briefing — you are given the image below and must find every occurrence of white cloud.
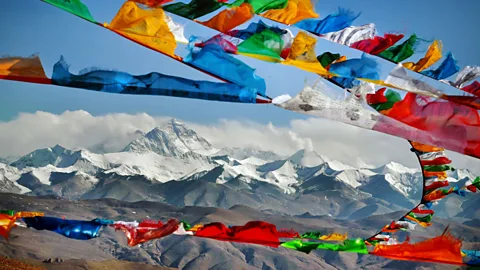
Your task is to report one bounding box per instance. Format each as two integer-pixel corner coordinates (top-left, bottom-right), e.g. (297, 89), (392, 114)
(0, 110), (478, 175)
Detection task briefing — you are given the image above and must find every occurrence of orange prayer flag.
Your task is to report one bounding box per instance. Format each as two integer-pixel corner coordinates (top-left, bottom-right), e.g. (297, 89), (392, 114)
(411, 142), (444, 152)
(371, 231), (464, 265)
(0, 214), (17, 240)
(0, 55), (47, 80)
(198, 3), (255, 33)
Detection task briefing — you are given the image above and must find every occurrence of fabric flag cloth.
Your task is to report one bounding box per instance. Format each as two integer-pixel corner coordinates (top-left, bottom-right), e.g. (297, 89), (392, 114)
(22, 216), (105, 240)
(131, 0), (174, 7)
(281, 238), (368, 254)
(371, 232), (464, 265)
(403, 212), (433, 227)
(0, 55), (48, 81)
(0, 210), (15, 216)
(442, 95), (480, 111)
(185, 40), (267, 96)
(229, 20), (289, 40)
(381, 92), (480, 159)
(385, 64), (448, 98)
(173, 222), (194, 236)
(194, 221), (283, 247)
(420, 156), (452, 166)
(282, 32), (331, 75)
(319, 232), (348, 241)
(237, 29), (285, 61)
(425, 180), (450, 191)
(402, 40), (442, 72)
(350, 33), (404, 55)
(274, 83), (381, 130)
(42, 0), (95, 22)
(411, 205), (434, 215)
(329, 53), (380, 81)
(228, 0), (288, 14)
(378, 34), (418, 63)
(317, 52), (341, 68)
(112, 219), (180, 246)
(411, 141), (444, 153)
(50, 57), (258, 103)
(301, 231), (322, 239)
(198, 3), (255, 33)
(295, 8), (359, 35)
(423, 165), (454, 172)
(274, 81), (475, 156)
(322, 23), (376, 46)
(104, 1), (180, 57)
(0, 214), (17, 239)
(197, 34), (241, 54)
(441, 65), (480, 88)
(163, 0), (224, 19)
(421, 52), (460, 80)
(15, 212), (44, 218)
(261, 0), (319, 25)
(461, 81), (480, 97)
(466, 177), (480, 192)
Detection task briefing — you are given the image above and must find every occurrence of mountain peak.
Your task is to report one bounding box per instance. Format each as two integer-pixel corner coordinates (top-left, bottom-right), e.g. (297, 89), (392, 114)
(287, 149), (326, 168)
(51, 144), (67, 152)
(382, 161), (418, 174)
(124, 118), (214, 157)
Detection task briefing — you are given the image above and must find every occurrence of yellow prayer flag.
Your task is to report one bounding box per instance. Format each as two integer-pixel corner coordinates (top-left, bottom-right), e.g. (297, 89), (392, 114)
(189, 224), (204, 232)
(15, 212), (44, 218)
(282, 31), (331, 75)
(105, 1), (178, 57)
(319, 232), (348, 241)
(403, 40), (442, 72)
(261, 0), (319, 25)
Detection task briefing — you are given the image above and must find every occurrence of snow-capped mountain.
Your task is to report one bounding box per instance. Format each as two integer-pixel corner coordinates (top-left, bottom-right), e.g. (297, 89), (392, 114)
(2, 118), (477, 219)
(214, 147), (283, 161)
(124, 118), (217, 156)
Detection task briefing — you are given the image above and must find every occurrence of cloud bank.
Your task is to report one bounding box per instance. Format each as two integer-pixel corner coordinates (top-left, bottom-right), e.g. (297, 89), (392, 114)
(0, 110), (478, 173)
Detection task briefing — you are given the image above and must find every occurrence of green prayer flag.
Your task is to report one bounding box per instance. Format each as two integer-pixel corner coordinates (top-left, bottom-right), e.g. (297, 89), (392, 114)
(423, 165), (455, 172)
(301, 231), (322, 239)
(337, 239), (368, 254)
(237, 29), (284, 59)
(471, 177), (480, 188)
(317, 52), (341, 68)
(228, 0), (288, 14)
(180, 220), (191, 230)
(0, 210), (15, 216)
(163, 0), (223, 19)
(281, 238), (368, 254)
(43, 0), (95, 22)
(409, 212), (433, 223)
(370, 89), (402, 111)
(281, 240), (323, 254)
(378, 34), (418, 63)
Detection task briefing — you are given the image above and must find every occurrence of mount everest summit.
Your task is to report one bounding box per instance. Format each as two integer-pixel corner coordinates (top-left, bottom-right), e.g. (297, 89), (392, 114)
(0, 118), (477, 220)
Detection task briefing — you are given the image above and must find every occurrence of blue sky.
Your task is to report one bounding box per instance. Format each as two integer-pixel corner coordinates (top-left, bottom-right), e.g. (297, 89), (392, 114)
(1, 0), (479, 125)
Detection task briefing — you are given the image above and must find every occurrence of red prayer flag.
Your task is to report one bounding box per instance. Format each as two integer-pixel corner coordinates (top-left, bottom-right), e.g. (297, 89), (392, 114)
(194, 221), (282, 247)
(350, 34), (404, 55)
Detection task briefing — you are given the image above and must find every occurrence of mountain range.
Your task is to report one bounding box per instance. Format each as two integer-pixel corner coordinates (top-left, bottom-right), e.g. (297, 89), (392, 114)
(1, 118), (478, 220)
